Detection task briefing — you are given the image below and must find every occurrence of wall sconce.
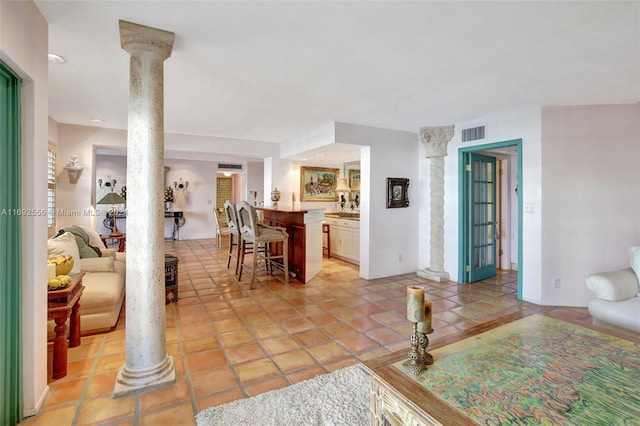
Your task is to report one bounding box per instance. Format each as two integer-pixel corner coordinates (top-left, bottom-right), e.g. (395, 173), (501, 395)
(98, 176), (117, 191)
(64, 155), (83, 184)
(174, 178), (189, 191)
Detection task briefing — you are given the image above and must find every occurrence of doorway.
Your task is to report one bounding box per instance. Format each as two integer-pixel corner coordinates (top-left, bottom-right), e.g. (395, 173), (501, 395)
(458, 139), (523, 299)
(216, 177), (233, 211)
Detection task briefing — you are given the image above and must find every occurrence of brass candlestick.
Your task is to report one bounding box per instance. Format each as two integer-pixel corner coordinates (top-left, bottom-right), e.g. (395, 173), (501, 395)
(417, 323), (434, 366)
(403, 322), (425, 376)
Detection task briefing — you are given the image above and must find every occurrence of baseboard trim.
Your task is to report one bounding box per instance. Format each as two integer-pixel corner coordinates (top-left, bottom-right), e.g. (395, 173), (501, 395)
(23, 385), (49, 418)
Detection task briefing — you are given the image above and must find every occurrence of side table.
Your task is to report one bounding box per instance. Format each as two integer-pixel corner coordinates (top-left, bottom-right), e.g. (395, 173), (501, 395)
(47, 273), (85, 379)
(101, 234), (126, 252)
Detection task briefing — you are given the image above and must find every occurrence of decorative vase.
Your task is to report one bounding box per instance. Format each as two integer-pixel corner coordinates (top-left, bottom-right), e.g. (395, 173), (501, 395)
(270, 188), (281, 206)
(165, 201), (172, 212)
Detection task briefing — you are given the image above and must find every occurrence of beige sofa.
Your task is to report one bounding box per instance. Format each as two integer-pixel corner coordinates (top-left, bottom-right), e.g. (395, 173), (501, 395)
(585, 246), (640, 338)
(48, 227), (125, 335)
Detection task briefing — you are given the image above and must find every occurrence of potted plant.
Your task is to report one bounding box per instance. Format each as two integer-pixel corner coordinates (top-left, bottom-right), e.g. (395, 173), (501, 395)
(164, 186), (174, 211)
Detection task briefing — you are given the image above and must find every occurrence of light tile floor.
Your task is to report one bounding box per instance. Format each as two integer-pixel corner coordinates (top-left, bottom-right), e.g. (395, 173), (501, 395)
(25, 238), (593, 425)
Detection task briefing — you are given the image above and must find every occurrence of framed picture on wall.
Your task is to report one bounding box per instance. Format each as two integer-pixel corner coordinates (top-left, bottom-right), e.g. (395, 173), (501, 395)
(300, 166), (339, 201)
(387, 178), (409, 208)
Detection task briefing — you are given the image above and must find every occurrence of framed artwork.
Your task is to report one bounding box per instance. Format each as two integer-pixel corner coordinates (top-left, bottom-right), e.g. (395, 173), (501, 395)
(300, 166), (340, 201)
(387, 178), (409, 208)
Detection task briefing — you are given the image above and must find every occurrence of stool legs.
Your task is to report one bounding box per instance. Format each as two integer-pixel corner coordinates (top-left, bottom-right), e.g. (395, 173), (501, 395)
(322, 223), (331, 258)
(235, 238), (242, 275)
(282, 237), (289, 285)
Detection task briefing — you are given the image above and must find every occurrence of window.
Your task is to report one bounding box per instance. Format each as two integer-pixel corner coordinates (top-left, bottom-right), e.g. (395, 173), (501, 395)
(48, 142), (56, 236)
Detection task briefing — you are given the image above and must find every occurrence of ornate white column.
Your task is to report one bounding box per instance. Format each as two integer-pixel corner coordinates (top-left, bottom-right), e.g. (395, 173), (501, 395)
(114, 20), (175, 397)
(417, 125), (455, 282)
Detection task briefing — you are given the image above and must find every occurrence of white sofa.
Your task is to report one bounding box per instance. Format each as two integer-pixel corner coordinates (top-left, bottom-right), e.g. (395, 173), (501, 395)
(48, 227), (126, 335)
(585, 246), (640, 338)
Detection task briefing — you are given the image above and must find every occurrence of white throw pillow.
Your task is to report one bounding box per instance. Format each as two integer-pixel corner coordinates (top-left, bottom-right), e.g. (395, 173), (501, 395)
(630, 246), (640, 282)
(47, 232), (81, 274)
(79, 256), (114, 272)
(80, 225), (108, 250)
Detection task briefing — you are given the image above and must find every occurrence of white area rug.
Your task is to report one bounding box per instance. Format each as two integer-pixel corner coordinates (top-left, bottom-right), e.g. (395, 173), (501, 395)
(195, 364), (369, 426)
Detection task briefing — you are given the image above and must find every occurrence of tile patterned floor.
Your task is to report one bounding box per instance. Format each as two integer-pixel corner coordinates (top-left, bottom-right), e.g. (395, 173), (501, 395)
(25, 238), (593, 425)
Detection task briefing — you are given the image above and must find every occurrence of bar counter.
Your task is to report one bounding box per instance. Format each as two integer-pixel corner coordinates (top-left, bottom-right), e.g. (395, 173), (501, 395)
(257, 205), (325, 283)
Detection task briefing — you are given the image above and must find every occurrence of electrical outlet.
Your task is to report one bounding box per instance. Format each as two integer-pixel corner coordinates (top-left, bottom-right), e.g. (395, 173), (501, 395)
(398, 254), (403, 262)
(553, 277), (561, 288)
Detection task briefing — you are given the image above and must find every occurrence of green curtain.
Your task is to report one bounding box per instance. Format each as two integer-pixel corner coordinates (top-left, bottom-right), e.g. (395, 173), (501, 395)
(0, 60), (23, 425)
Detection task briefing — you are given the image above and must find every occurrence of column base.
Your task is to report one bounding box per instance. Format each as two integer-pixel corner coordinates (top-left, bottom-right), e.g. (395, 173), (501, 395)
(113, 355), (175, 398)
(417, 268), (450, 282)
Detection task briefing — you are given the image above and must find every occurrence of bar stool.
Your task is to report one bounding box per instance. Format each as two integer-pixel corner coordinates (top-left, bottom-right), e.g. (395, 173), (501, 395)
(322, 222), (331, 258)
(223, 201), (241, 275)
(236, 201), (289, 289)
(213, 207), (229, 248)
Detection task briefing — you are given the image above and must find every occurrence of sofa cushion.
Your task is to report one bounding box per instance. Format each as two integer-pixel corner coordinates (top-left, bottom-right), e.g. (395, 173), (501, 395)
(80, 225), (108, 251)
(585, 268), (639, 301)
(630, 246), (640, 283)
(79, 256), (114, 273)
(588, 297), (640, 335)
(48, 232), (81, 274)
(80, 272), (124, 315)
(61, 225), (99, 259)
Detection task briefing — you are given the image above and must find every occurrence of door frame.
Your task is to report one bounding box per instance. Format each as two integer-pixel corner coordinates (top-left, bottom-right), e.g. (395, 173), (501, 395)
(458, 139), (523, 299)
(0, 59), (23, 424)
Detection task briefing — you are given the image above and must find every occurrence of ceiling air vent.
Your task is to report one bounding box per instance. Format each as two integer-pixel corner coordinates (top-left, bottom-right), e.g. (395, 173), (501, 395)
(218, 163), (243, 171)
(461, 125), (486, 143)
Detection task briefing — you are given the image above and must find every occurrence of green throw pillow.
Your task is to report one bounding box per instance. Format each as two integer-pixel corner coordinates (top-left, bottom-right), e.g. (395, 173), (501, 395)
(62, 225), (99, 259)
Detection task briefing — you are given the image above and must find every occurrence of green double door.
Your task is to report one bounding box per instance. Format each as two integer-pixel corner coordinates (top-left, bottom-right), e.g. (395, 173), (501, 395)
(463, 153), (497, 282)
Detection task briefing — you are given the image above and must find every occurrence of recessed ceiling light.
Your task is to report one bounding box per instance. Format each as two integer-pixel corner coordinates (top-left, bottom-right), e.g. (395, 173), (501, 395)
(223, 172), (232, 177)
(90, 118), (105, 123)
(315, 154), (326, 157)
(48, 53), (67, 64)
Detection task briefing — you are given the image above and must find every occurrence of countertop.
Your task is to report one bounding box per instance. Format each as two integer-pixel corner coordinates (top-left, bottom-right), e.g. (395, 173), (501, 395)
(324, 212), (360, 221)
(257, 205), (326, 214)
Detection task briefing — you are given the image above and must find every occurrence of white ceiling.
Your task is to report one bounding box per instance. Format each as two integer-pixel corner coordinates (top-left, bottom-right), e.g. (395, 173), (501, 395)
(38, 1), (639, 162)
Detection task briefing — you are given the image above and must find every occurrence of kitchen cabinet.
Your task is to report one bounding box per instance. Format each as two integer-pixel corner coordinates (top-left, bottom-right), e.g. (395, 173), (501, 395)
(325, 217), (360, 265)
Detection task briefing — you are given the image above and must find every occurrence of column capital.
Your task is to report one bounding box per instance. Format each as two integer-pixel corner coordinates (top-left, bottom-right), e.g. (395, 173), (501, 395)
(420, 125), (455, 158)
(119, 20), (175, 60)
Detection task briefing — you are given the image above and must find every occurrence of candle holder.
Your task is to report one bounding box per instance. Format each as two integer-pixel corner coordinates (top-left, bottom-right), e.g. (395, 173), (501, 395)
(417, 326), (434, 366)
(402, 322), (425, 376)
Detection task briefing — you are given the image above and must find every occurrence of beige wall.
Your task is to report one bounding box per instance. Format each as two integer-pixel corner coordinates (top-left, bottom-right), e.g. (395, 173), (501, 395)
(56, 124), (128, 230)
(0, 0), (50, 417)
(541, 104), (640, 306)
(55, 122), (268, 240)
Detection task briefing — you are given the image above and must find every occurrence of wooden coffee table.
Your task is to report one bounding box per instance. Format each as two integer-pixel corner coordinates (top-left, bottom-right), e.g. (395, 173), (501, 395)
(47, 273), (84, 379)
(360, 314), (521, 426)
(361, 312), (640, 426)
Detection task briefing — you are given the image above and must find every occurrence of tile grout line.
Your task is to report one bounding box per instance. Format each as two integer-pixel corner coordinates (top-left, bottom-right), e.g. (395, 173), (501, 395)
(70, 333), (108, 426)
